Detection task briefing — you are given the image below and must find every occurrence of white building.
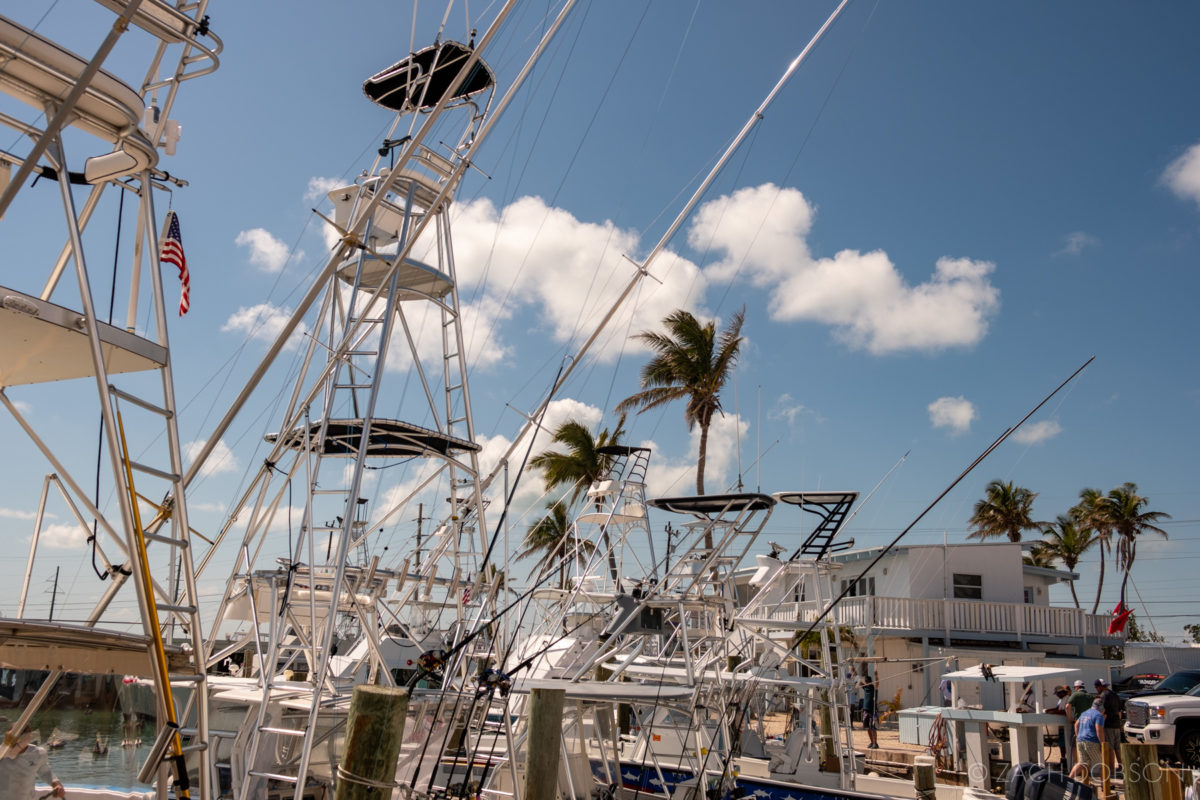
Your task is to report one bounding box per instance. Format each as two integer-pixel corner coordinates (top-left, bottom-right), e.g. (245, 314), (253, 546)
(820, 541), (1122, 709)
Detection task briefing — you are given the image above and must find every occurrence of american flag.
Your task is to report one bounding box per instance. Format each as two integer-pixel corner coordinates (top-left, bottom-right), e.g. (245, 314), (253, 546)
(160, 210), (189, 315)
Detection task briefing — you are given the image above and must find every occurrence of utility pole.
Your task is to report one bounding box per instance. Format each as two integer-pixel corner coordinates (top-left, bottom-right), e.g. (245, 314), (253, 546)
(48, 566), (59, 621)
(414, 503), (426, 569)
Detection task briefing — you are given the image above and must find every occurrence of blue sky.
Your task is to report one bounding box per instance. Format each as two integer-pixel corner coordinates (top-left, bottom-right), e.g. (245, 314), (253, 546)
(2, 1), (1198, 640)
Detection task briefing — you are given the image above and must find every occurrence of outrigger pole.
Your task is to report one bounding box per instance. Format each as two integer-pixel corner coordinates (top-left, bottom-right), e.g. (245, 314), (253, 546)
(789, 355), (1096, 648)
(478, 0), (854, 494)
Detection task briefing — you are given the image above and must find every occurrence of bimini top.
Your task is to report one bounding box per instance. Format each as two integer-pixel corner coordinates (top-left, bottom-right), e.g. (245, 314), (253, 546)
(649, 493), (775, 517)
(267, 418), (479, 458)
(363, 40), (494, 112)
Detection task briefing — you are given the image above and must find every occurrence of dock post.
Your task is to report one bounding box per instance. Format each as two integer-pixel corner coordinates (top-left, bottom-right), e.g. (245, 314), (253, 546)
(336, 685), (409, 800)
(526, 687), (566, 800)
(1120, 743), (1162, 800)
(914, 755), (936, 800)
(1162, 767), (1188, 800)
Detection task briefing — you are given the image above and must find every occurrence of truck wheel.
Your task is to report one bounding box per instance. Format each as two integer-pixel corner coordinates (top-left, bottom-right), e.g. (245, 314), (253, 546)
(1179, 729), (1200, 768)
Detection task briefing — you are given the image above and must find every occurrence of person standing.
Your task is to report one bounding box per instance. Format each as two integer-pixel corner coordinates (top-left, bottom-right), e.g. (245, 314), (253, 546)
(0, 726), (65, 799)
(862, 670), (879, 749)
(1049, 685), (1072, 767)
(1066, 679), (1092, 771)
(1069, 697), (1106, 786)
(1095, 678), (1123, 772)
(845, 666), (860, 727)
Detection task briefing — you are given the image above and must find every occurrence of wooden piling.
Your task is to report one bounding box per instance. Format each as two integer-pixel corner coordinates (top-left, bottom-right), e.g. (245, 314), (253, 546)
(914, 755), (936, 800)
(1120, 743), (1161, 800)
(1101, 741), (1112, 800)
(1163, 768), (1186, 800)
(525, 687), (566, 800)
(337, 685), (409, 800)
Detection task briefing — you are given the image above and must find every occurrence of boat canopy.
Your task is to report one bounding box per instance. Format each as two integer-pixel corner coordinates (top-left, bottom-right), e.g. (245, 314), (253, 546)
(266, 418), (480, 458)
(649, 493), (775, 516)
(363, 41), (494, 111)
(0, 618), (190, 676)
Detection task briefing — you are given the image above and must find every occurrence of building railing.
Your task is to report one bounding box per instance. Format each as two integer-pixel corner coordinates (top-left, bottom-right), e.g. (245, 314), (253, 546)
(737, 595), (1119, 642)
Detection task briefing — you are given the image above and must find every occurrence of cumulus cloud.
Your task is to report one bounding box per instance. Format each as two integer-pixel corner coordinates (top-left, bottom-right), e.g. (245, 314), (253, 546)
(1011, 419), (1062, 445)
(184, 438), (240, 478)
(928, 396), (975, 435)
(444, 196), (707, 362)
(306, 176), (344, 202)
(689, 184), (1000, 354)
(37, 522), (88, 549)
(0, 507), (40, 520)
(221, 303), (309, 349)
(235, 228), (296, 273)
(1163, 142), (1200, 209)
(769, 393), (817, 429)
(1056, 232), (1099, 257)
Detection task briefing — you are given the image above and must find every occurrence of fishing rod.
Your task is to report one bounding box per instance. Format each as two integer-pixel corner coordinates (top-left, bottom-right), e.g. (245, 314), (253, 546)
(789, 355), (1095, 648)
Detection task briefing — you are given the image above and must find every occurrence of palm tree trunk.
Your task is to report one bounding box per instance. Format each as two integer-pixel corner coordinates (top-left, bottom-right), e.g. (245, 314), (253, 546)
(1068, 581), (1080, 609)
(1090, 541), (1107, 615)
(696, 422), (709, 496)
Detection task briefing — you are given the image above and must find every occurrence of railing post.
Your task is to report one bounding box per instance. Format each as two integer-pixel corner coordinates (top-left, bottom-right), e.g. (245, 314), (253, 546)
(1015, 602), (1024, 645)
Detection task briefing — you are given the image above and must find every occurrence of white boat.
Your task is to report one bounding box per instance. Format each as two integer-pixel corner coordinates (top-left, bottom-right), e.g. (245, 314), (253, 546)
(0, 1), (221, 796)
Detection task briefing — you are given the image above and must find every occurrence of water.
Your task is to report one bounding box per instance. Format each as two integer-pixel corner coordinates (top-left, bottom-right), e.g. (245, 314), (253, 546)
(16, 708), (153, 792)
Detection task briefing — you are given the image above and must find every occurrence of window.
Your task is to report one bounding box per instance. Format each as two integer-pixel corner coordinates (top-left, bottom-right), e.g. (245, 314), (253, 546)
(952, 573), (982, 600)
(1023, 586), (1034, 604)
(840, 577), (876, 597)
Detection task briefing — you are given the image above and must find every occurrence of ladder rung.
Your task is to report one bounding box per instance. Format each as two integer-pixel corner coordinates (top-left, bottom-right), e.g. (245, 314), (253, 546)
(312, 489), (347, 495)
(168, 673), (206, 684)
(248, 771), (298, 783)
(258, 726), (306, 737)
(347, 350), (378, 357)
(156, 602), (196, 614)
(109, 386), (172, 418)
(128, 460), (179, 482)
(177, 742), (208, 754)
(143, 532), (187, 548)
(333, 383), (372, 390)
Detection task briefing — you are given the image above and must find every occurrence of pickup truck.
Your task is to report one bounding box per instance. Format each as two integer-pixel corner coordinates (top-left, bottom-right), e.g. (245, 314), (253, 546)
(1124, 681), (1200, 766)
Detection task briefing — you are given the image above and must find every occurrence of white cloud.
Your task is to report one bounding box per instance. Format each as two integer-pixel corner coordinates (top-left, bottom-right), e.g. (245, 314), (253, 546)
(689, 184), (1000, 354)
(221, 302), (310, 349)
(0, 507), (40, 520)
(1163, 141), (1200, 209)
(444, 196), (708, 362)
(188, 501), (227, 514)
(306, 176), (344, 202)
(1056, 232), (1099, 257)
(769, 393), (816, 428)
(235, 228), (296, 273)
(928, 396), (975, 435)
(1011, 419), (1062, 445)
(10, 400), (32, 416)
(37, 522), (88, 549)
(184, 438), (240, 478)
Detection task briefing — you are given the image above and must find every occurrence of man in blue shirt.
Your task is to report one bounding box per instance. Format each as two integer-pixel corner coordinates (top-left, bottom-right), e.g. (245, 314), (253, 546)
(1069, 697), (1106, 786)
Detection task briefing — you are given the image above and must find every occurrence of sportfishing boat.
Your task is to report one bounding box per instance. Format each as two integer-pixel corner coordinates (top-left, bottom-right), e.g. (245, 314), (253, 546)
(0, 2), (899, 800)
(0, 1), (221, 797)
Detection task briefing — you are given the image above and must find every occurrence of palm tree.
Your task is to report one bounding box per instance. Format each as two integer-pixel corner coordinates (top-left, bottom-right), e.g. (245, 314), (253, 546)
(1101, 482), (1170, 601)
(528, 416), (625, 581)
(967, 480), (1042, 542)
(1074, 487), (1112, 614)
(1038, 514), (1097, 608)
(528, 415), (626, 505)
(517, 501), (593, 589)
(615, 307), (745, 495)
(1023, 542), (1056, 568)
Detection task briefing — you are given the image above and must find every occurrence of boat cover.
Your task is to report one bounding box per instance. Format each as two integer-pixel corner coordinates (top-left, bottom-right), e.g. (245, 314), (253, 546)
(363, 41), (493, 111)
